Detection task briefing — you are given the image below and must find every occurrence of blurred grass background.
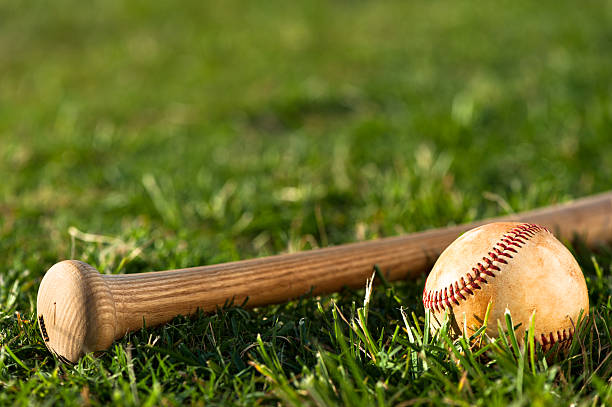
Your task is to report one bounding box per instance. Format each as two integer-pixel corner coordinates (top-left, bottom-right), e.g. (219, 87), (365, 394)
(1, 0), (612, 405)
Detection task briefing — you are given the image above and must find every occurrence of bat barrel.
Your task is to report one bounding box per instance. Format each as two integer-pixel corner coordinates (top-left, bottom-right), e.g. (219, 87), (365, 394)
(508, 191), (612, 245)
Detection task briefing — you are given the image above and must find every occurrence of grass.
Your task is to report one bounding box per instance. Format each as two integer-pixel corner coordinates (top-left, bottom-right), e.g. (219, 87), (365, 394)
(1, 0), (612, 405)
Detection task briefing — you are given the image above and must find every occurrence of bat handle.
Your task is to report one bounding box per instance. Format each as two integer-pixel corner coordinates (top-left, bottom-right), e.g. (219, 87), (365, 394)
(37, 261), (118, 363)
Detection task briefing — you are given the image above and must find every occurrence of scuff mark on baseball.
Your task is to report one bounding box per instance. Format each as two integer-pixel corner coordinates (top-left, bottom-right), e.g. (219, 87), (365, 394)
(423, 222), (589, 350)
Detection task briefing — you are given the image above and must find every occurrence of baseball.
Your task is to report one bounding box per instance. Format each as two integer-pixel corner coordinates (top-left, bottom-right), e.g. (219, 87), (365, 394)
(423, 222), (589, 350)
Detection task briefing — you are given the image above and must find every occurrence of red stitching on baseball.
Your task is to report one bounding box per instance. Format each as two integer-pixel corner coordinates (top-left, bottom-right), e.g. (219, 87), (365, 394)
(422, 223), (575, 349)
(538, 328), (574, 350)
(422, 223), (547, 311)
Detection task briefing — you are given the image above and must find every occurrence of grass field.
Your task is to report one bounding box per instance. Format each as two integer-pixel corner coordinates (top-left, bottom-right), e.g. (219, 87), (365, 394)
(2, 0), (612, 405)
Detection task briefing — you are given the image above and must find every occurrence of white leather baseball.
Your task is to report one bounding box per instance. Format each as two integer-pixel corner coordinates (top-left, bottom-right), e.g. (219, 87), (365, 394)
(423, 222), (589, 349)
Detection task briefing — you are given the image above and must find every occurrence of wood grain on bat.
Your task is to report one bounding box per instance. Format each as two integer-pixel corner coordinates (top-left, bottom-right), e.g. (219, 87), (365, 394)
(37, 191), (612, 363)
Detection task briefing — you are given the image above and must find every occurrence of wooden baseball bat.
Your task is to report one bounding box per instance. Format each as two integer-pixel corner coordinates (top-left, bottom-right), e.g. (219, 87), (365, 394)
(37, 191), (612, 363)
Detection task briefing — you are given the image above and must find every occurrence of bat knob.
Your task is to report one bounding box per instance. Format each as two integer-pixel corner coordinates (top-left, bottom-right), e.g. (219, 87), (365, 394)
(37, 260), (117, 363)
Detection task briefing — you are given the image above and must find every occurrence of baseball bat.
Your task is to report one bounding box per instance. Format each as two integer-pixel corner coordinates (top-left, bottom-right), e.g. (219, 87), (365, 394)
(37, 191), (612, 363)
